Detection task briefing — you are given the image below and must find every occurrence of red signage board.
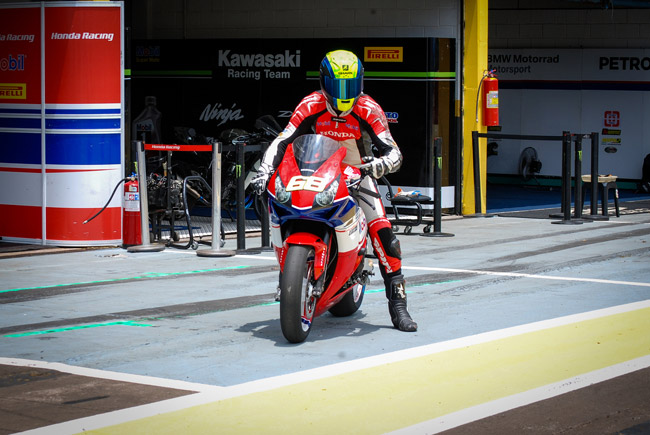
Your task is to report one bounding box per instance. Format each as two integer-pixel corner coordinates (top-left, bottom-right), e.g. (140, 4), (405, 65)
(45, 6), (121, 104)
(0, 3), (124, 246)
(0, 6), (41, 104)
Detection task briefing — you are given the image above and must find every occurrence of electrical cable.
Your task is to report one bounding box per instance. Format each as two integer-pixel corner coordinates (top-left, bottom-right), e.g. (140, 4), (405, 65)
(83, 177), (132, 224)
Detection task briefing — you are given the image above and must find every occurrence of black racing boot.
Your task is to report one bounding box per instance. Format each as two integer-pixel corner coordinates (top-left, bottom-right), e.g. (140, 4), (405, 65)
(386, 275), (417, 332)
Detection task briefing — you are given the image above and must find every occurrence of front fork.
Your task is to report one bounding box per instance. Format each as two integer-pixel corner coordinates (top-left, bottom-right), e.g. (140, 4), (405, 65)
(275, 230), (331, 301)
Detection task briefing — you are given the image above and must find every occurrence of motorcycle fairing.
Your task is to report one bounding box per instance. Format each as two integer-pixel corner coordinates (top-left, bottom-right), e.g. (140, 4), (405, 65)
(315, 249), (364, 316)
(269, 144), (351, 210)
(266, 134), (369, 328)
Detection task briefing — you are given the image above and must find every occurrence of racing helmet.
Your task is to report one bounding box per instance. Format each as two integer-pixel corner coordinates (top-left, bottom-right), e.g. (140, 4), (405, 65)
(319, 50), (364, 114)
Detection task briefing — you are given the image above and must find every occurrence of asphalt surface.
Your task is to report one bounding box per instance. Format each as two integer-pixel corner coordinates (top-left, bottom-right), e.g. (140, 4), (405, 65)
(1, 202), (649, 434)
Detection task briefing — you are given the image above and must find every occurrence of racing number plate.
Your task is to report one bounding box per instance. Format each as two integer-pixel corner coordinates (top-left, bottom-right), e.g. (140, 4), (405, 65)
(285, 175), (328, 192)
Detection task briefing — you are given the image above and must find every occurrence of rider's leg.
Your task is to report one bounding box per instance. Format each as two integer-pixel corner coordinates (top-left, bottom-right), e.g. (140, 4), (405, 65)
(369, 219), (418, 332)
(359, 177), (418, 332)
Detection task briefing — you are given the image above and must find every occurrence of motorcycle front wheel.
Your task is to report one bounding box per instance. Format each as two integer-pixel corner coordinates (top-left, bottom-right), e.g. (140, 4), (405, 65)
(280, 245), (316, 343)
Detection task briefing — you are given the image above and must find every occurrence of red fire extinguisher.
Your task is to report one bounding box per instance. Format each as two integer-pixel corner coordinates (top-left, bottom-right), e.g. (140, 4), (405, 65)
(483, 70), (499, 126)
(123, 177), (142, 246)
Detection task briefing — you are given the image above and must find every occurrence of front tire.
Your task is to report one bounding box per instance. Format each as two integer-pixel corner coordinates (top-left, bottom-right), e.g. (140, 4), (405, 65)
(280, 245), (316, 343)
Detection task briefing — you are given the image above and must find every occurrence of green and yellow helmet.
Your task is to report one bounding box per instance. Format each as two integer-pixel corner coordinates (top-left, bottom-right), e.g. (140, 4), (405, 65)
(319, 50), (364, 114)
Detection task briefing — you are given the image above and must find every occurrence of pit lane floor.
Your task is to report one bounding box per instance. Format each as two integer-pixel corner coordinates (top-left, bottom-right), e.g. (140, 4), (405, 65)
(1, 210), (649, 434)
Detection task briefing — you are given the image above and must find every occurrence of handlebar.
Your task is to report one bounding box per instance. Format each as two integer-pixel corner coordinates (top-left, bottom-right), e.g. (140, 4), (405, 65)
(232, 127), (279, 146)
(346, 174), (380, 211)
(232, 132), (263, 145)
(358, 155), (375, 178)
(345, 177), (362, 189)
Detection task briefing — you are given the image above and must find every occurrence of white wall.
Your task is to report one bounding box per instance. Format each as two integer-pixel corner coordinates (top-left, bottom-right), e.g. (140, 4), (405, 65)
(487, 4), (650, 181)
(489, 5), (650, 49)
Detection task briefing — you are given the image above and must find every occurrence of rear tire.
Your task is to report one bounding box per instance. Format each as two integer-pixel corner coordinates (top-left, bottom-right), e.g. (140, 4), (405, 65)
(280, 245), (316, 343)
(329, 282), (365, 317)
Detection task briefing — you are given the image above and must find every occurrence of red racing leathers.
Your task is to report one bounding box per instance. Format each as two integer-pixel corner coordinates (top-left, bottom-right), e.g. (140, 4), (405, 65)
(260, 91), (404, 284)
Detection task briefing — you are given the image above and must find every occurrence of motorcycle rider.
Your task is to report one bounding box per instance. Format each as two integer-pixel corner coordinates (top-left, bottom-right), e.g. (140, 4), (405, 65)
(252, 49), (417, 332)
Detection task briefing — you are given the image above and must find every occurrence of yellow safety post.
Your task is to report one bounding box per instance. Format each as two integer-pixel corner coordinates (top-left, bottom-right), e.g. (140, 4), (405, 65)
(462, 0), (489, 214)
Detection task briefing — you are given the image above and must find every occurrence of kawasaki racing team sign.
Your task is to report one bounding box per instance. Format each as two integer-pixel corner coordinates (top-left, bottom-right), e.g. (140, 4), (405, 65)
(217, 49), (302, 80)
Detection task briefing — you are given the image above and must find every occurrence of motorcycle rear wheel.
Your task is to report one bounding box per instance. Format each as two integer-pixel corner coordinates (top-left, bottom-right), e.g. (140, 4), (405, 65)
(328, 282), (365, 317)
(280, 245), (316, 343)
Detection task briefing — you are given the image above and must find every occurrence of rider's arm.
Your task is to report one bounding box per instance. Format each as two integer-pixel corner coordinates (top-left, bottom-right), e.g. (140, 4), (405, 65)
(355, 95), (402, 174)
(260, 93), (326, 170)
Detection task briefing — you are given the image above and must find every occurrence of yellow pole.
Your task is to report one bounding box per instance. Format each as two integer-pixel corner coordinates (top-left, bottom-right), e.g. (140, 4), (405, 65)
(462, 0), (489, 214)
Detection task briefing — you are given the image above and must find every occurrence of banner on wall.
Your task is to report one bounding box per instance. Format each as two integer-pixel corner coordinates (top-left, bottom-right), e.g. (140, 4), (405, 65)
(0, 6), (40, 104)
(489, 48), (650, 84)
(487, 48), (650, 180)
(130, 38), (456, 189)
(0, 2), (123, 246)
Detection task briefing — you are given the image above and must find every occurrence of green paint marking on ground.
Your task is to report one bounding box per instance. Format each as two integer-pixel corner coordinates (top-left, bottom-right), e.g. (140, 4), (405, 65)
(1, 265), (251, 294)
(3, 321), (153, 338)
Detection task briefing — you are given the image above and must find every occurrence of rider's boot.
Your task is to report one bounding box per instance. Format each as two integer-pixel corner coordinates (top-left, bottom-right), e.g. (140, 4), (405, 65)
(386, 275), (417, 332)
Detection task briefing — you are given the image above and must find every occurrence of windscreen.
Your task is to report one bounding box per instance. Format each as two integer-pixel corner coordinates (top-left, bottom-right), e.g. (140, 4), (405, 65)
(292, 134), (341, 170)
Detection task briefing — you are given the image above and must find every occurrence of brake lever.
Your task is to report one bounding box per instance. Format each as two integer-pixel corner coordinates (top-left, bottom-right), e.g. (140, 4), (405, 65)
(346, 178), (362, 189)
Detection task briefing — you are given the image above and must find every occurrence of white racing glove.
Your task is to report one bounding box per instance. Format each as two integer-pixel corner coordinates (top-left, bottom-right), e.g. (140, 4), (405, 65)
(360, 156), (393, 179)
(251, 163), (274, 195)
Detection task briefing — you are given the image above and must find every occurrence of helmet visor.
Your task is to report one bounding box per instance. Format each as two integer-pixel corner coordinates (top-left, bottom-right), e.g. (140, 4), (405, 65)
(321, 76), (362, 102)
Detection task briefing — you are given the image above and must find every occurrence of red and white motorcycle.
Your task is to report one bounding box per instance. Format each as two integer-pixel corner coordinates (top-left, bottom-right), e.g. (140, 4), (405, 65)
(266, 134), (374, 343)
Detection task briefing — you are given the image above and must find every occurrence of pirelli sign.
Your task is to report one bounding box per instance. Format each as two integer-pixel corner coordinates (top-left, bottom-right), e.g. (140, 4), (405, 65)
(0, 83), (26, 99)
(364, 47), (403, 63)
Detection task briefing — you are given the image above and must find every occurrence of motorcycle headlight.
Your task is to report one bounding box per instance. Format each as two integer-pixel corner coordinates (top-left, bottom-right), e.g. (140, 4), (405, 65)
(275, 176), (291, 203)
(314, 179), (339, 207)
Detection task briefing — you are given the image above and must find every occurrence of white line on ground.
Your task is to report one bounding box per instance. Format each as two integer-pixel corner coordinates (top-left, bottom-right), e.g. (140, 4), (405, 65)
(402, 265), (650, 288)
(0, 358), (223, 393)
(162, 251), (650, 288)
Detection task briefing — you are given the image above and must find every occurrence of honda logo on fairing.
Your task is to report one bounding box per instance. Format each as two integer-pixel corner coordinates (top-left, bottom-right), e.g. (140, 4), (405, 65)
(218, 50), (301, 68)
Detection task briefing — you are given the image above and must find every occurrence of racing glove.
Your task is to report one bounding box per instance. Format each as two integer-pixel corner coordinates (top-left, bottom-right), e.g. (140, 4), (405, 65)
(251, 162), (274, 195)
(360, 156), (393, 179)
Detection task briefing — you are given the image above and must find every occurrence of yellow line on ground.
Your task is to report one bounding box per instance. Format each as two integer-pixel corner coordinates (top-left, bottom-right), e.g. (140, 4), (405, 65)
(83, 306), (650, 435)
